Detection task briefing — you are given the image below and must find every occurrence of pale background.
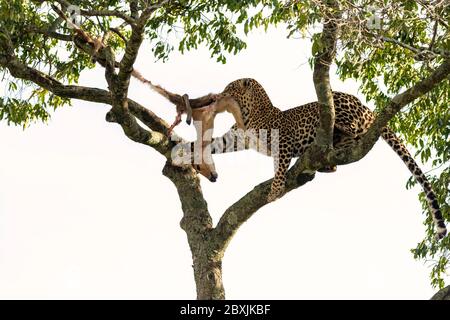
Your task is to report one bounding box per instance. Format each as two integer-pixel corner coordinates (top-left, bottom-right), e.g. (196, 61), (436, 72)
(0, 27), (446, 299)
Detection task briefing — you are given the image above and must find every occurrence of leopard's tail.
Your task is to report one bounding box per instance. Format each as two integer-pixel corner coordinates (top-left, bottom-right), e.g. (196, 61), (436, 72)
(381, 127), (447, 239)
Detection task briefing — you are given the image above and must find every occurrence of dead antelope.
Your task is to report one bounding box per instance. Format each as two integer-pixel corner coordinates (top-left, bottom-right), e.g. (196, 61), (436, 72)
(190, 95), (245, 182)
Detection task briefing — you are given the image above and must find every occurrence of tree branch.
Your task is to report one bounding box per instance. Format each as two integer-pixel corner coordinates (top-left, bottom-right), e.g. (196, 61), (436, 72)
(52, 0), (136, 26)
(303, 57), (450, 170)
(71, 34), (217, 111)
(0, 33), (174, 157)
(163, 163), (212, 235)
(25, 26), (72, 41)
(114, 0), (169, 112)
(367, 58), (450, 136)
(40, 7), (215, 116)
(77, 8), (135, 26)
(313, 0), (340, 148)
(129, 1), (139, 19)
(431, 285), (450, 300)
(48, 0), (210, 137)
(213, 171), (315, 251)
(380, 36), (450, 60)
(417, 0), (449, 29)
(139, 0), (170, 25)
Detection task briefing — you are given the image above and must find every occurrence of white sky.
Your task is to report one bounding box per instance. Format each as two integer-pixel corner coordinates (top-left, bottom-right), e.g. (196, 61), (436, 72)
(0, 27), (446, 299)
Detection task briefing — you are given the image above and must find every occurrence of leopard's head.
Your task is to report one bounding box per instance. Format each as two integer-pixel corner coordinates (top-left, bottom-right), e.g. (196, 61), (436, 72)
(221, 78), (270, 125)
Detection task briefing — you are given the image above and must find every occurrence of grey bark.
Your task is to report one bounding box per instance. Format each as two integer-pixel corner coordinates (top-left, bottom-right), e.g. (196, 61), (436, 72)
(431, 285), (450, 300)
(312, 0), (340, 149)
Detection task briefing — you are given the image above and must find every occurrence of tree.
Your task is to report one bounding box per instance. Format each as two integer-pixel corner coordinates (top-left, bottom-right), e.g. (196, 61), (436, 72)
(0, 0), (448, 299)
(431, 285), (450, 300)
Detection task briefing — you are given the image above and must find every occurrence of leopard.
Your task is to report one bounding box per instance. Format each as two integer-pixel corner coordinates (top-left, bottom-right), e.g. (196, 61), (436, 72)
(187, 78), (447, 239)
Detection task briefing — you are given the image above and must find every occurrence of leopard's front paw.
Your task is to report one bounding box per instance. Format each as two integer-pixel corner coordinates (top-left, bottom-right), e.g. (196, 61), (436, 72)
(267, 188), (283, 203)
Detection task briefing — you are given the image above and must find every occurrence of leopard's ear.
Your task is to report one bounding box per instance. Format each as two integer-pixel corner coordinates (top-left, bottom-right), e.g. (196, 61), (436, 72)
(243, 78), (252, 88)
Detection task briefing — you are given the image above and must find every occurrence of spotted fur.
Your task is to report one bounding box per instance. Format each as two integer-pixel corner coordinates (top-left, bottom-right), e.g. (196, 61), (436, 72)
(197, 78), (446, 239)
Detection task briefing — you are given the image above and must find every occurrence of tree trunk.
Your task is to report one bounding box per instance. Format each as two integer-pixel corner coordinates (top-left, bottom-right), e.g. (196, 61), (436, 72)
(162, 162), (225, 299)
(192, 250), (225, 300)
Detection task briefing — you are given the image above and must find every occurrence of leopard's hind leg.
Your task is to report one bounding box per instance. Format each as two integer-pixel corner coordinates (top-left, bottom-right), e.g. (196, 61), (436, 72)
(320, 94), (375, 173)
(317, 128), (354, 173)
